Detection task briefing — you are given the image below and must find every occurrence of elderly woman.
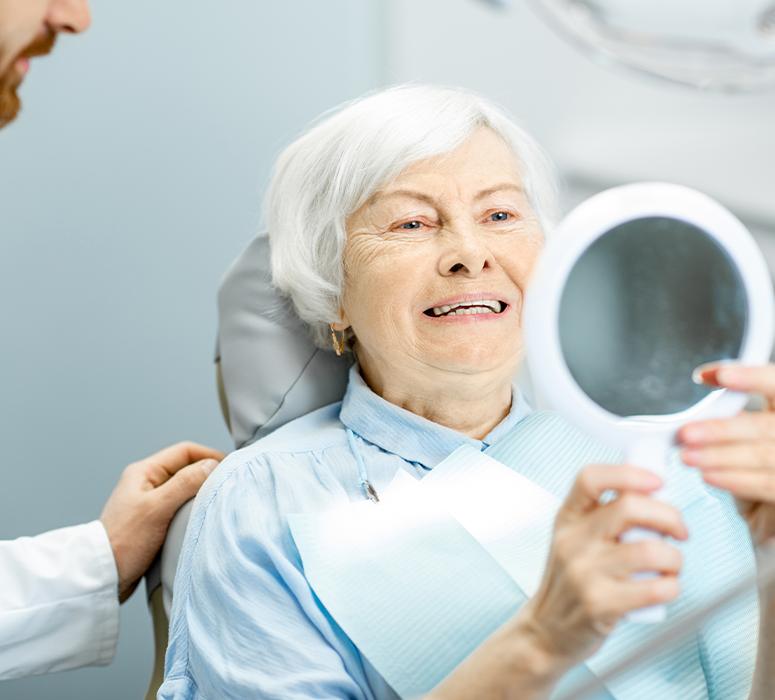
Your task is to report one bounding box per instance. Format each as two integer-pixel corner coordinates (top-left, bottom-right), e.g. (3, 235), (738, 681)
(160, 85), (775, 700)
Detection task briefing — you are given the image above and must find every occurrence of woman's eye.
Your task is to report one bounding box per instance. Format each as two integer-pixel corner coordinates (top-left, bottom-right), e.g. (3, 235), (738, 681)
(489, 211), (511, 222)
(388, 218), (436, 234)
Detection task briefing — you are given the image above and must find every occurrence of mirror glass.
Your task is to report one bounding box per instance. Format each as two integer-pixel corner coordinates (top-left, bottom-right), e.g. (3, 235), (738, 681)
(558, 216), (748, 417)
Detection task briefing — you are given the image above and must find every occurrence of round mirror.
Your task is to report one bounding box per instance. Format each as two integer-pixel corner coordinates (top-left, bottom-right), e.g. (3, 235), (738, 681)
(525, 182), (773, 446)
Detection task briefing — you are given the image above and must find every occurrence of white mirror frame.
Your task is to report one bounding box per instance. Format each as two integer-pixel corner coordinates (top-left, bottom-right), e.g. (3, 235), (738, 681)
(525, 182), (774, 455)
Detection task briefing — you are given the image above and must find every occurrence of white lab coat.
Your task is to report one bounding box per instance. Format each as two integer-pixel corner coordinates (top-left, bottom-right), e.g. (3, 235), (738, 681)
(0, 520), (119, 680)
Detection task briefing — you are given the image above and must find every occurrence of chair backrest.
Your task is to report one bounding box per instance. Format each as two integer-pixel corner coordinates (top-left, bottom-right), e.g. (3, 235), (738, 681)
(145, 234), (350, 699)
(145, 498), (195, 700)
(216, 233), (351, 449)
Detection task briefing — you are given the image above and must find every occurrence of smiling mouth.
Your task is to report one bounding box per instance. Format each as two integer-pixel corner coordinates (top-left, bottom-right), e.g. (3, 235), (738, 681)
(423, 299), (508, 317)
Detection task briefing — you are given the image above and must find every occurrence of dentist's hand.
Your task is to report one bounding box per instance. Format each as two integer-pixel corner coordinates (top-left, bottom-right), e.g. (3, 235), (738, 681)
(680, 363), (775, 547)
(520, 465), (687, 670)
(100, 441), (224, 602)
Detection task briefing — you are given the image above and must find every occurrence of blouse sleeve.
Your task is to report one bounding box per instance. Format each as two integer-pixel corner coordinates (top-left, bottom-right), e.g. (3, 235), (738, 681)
(160, 453), (370, 700)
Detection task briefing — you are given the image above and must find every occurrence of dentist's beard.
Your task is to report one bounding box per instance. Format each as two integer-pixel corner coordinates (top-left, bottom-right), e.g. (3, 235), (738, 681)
(0, 29), (57, 129)
(0, 66), (22, 128)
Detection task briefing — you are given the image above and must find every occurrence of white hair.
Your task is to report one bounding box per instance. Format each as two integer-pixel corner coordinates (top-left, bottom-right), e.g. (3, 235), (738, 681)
(267, 84), (559, 348)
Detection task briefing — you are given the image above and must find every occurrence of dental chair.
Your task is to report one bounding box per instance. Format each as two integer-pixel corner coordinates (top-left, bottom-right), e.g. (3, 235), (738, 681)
(143, 233), (350, 700)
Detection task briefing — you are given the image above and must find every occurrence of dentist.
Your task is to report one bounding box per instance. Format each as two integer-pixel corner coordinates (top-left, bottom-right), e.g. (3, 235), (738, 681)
(0, 0), (223, 680)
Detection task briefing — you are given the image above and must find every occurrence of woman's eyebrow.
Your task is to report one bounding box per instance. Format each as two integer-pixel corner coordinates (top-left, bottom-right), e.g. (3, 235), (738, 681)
(370, 189), (437, 207)
(474, 183), (524, 200)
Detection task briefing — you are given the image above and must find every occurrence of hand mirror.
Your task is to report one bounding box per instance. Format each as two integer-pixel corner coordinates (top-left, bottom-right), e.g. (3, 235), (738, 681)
(524, 182), (774, 621)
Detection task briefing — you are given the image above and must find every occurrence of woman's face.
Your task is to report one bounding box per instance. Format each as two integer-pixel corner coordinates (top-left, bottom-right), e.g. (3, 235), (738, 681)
(340, 127), (544, 387)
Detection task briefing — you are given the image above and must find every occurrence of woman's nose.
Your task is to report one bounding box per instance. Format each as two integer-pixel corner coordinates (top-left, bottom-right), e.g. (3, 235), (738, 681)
(437, 228), (494, 277)
(47, 0), (92, 34)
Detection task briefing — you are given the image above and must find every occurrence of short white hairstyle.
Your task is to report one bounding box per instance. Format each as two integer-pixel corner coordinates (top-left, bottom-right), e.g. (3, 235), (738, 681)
(267, 84), (559, 348)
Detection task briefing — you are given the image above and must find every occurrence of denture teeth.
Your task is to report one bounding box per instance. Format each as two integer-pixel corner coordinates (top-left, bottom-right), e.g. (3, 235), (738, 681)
(430, 299), (503, 316)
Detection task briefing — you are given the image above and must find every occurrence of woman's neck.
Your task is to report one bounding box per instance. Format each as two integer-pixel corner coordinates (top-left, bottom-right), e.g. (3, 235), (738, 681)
(358, 357), (514, 441)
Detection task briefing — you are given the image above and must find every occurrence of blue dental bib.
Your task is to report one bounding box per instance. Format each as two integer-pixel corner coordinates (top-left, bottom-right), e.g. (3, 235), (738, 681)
(290, 412), (758, 699)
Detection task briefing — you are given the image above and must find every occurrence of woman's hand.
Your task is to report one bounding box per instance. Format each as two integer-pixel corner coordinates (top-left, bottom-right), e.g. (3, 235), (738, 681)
(519, 464), (688, 672)
(679, 364), (775, 547)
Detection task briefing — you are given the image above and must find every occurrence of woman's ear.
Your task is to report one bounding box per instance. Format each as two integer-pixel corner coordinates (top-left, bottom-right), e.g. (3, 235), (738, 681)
(331, 306), (351, 332)
(329, 309), (352, 357)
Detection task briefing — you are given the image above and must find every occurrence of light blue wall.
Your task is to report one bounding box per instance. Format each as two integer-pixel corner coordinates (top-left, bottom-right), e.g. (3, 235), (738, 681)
(0, 1), (384, 697)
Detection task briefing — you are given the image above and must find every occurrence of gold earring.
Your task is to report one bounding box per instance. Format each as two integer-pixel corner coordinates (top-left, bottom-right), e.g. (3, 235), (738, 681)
(329, 324), (346, 356)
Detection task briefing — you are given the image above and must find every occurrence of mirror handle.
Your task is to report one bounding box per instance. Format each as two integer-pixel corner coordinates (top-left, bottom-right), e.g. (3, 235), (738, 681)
(622, 435), (671, 624)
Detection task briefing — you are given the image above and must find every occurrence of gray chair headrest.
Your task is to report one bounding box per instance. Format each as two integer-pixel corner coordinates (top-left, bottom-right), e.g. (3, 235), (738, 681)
(216, 234), (351, 448)
(145, 234), (351, 607)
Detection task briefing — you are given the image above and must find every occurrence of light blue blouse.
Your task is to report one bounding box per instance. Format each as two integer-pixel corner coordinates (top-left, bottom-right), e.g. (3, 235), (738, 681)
(160, 365), (757, 699)
(159, 367), (532, 700)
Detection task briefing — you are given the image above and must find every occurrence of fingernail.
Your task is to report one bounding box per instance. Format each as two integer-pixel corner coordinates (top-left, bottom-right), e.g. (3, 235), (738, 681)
(199, 458), (219, 476)
(692, 364), (722, 387)
(648, 472), (663, 487)
(638, 471), (663, 489)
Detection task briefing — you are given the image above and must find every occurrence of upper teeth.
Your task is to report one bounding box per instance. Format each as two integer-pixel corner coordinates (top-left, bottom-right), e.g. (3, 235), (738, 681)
(430, 299), (503, 317)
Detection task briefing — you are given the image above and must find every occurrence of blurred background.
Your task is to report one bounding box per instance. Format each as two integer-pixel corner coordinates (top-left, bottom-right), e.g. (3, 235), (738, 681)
(1, 0), (774, 697)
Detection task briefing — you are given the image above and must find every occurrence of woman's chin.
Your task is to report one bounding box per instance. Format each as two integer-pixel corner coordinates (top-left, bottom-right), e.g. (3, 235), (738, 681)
(418, 341), (522, 378)
(418, 319), (520, 354)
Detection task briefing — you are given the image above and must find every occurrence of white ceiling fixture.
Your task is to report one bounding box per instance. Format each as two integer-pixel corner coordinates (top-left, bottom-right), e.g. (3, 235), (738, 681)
(528, 0), (775, 92)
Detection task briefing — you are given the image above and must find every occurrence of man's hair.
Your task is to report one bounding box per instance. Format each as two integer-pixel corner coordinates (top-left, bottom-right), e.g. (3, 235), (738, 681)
(267, 84), (559, 348)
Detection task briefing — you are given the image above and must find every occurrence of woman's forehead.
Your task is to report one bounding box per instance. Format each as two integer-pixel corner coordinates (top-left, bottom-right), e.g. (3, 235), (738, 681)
(372, 132), (524, 205)
(405, 128), (519, 178)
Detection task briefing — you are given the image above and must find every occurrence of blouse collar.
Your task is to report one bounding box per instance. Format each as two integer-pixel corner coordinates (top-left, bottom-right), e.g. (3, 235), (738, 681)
(339, 365), (532, 470)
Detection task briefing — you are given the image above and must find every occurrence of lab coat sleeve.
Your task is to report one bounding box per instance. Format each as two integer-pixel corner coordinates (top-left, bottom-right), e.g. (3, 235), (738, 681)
(0, 520), (120, 680)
